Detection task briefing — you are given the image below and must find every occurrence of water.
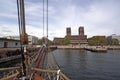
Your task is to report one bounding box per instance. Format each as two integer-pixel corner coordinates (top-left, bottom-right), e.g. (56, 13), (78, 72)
(53, 49), (120, 80)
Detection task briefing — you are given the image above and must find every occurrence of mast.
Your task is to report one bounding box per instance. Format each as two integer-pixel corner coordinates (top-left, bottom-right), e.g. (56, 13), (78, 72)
(17, 0), (28, 76)
(20, 0), (28, 45)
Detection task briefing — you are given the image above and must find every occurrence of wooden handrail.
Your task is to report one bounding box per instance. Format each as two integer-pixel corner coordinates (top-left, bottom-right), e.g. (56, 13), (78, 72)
(0, 67), (20, 71)
(31, 67), (70, 80)
(0, 72), (19, 80)
(60, 72), (70, 80)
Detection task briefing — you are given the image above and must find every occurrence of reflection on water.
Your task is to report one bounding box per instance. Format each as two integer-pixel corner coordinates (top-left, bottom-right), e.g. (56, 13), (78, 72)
(53, 49), (120, 80)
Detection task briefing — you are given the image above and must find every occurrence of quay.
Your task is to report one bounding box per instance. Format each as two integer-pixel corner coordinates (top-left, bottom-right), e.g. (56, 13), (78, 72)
(0, 55), (21, 63)
(0, 47), (40, 63)
(0, 48), (21, 63)
(55, 45), (120, 52)
(0, 46), (57, 63)
(56, 45), (85, 49)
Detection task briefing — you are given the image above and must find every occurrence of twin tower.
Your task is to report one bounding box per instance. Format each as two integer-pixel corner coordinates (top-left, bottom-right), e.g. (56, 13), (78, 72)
(53, 26), (87, 45)
(66, 27), (84, 36)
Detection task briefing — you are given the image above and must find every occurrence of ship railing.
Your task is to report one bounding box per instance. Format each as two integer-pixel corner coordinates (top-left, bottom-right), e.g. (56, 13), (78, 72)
(31, 67), (70, 80)
(0, 67), (70, 80)
(0, 67), (20, 80)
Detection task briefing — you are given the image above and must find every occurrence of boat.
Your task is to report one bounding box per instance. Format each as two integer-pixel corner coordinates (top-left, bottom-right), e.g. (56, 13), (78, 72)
(0, 0), (69, 80)
(86, 46), (107, 52)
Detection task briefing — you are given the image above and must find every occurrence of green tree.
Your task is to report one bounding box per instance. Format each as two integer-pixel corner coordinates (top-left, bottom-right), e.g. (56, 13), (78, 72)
(62, 36), (70, 45)
(48, 39), (53, 45)
(38, 37), (53, 45)
(88, 36), (107, 45)
(38, 37), (45, 45)
(110, 39), (119, 45)
(88, 39), (95, 45)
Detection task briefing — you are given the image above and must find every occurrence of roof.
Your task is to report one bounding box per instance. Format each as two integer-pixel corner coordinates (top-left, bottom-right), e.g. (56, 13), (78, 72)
(53, 37), (64, 41)
(0, 38), (20, 42)
(69, 35), (87, 40)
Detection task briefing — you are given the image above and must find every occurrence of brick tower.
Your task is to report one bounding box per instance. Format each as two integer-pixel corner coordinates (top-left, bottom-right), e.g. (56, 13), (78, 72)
(79, 26), (84, 35)
(66, 27), (71, 36)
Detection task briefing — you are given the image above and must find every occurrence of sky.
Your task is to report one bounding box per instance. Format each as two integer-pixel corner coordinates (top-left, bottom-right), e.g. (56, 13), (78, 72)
(0, 0), (120, 40)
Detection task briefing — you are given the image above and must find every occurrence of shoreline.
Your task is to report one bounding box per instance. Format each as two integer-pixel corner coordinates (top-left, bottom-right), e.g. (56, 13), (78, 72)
(53, 45), (120, 50)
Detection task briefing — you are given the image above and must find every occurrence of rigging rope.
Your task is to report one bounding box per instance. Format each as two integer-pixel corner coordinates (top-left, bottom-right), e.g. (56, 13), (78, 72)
(17, 0), (22, 51)
(46, 0), (48, 38)
(16, 0), (26, 76)
(43, 0), (48, 44)
(43, 0), (45, 37)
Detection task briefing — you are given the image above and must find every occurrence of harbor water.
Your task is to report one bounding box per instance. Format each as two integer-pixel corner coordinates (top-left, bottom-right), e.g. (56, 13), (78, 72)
(53, 49), (120, 80)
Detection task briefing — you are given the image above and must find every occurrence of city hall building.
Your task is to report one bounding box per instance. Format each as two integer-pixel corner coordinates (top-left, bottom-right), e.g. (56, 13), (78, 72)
(53, 26), (88, 45)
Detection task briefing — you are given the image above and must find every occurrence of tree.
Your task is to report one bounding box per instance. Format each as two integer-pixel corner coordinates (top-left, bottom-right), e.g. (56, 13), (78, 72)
(88, 36), (107, 45)
(110, 39), (119, 45)
(38, 37), (45, 45)
(38, 37), (53, 45)
(62, 36), (70, 45)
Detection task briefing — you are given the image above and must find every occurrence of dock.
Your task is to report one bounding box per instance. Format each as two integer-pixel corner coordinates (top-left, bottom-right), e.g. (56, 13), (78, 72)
(0, 55), (21, 63)
(57, 45), (85, 49)
(0, 47), (40, 63)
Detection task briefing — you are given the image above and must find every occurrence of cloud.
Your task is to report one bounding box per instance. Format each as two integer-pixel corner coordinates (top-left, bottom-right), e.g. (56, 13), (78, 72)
(0, 0), (120, 40)
(0, 24), (19, 37)
(26, 25), (43, 38)
(49, 0), (120, 38)
(0, 0), (17, 19)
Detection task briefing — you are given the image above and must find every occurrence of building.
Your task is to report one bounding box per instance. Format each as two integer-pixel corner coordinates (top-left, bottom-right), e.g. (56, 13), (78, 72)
(107, 34), (120, 44)
(53, 26), (88, 45)
(5, 35), (39, 45)
(66, 27), (87, 45)
(88, 36), (107, 45)
(53, 38), (64, 45)
(0, 38), (21, 48)
(28, 35), (39, 45)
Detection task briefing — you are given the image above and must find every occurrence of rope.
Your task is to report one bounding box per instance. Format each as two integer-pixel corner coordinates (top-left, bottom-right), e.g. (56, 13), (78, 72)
(0, 67), (20, 71)
(17, 0), (23, 52)
(46, 0), (48, 38)
(16, 0), (26, 76)
(43, 0), (45, 37)
(0, 72), (19, 80)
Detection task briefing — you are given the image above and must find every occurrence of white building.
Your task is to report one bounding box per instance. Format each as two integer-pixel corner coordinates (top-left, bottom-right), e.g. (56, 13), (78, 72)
(0, 38), (21, 48)
(28, 35), (39, 45)
(5, 35), (39, 45)
(107, 34), (120, 44)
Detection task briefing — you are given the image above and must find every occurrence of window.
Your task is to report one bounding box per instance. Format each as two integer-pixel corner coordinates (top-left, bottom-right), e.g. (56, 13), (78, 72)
(15, 43), (18, 46)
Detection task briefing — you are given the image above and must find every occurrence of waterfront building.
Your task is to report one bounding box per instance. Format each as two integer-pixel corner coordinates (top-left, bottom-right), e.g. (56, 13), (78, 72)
(5, 35), (39, 45)
(0, 38), (20, 48)
(53, 38), (64, 45)
(66, 26), (87, 45)
(53, 26), (88, 45)
(28, 35), (39, 45)
(88, 36), (107, 45)
(107, 34), (120, 44)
